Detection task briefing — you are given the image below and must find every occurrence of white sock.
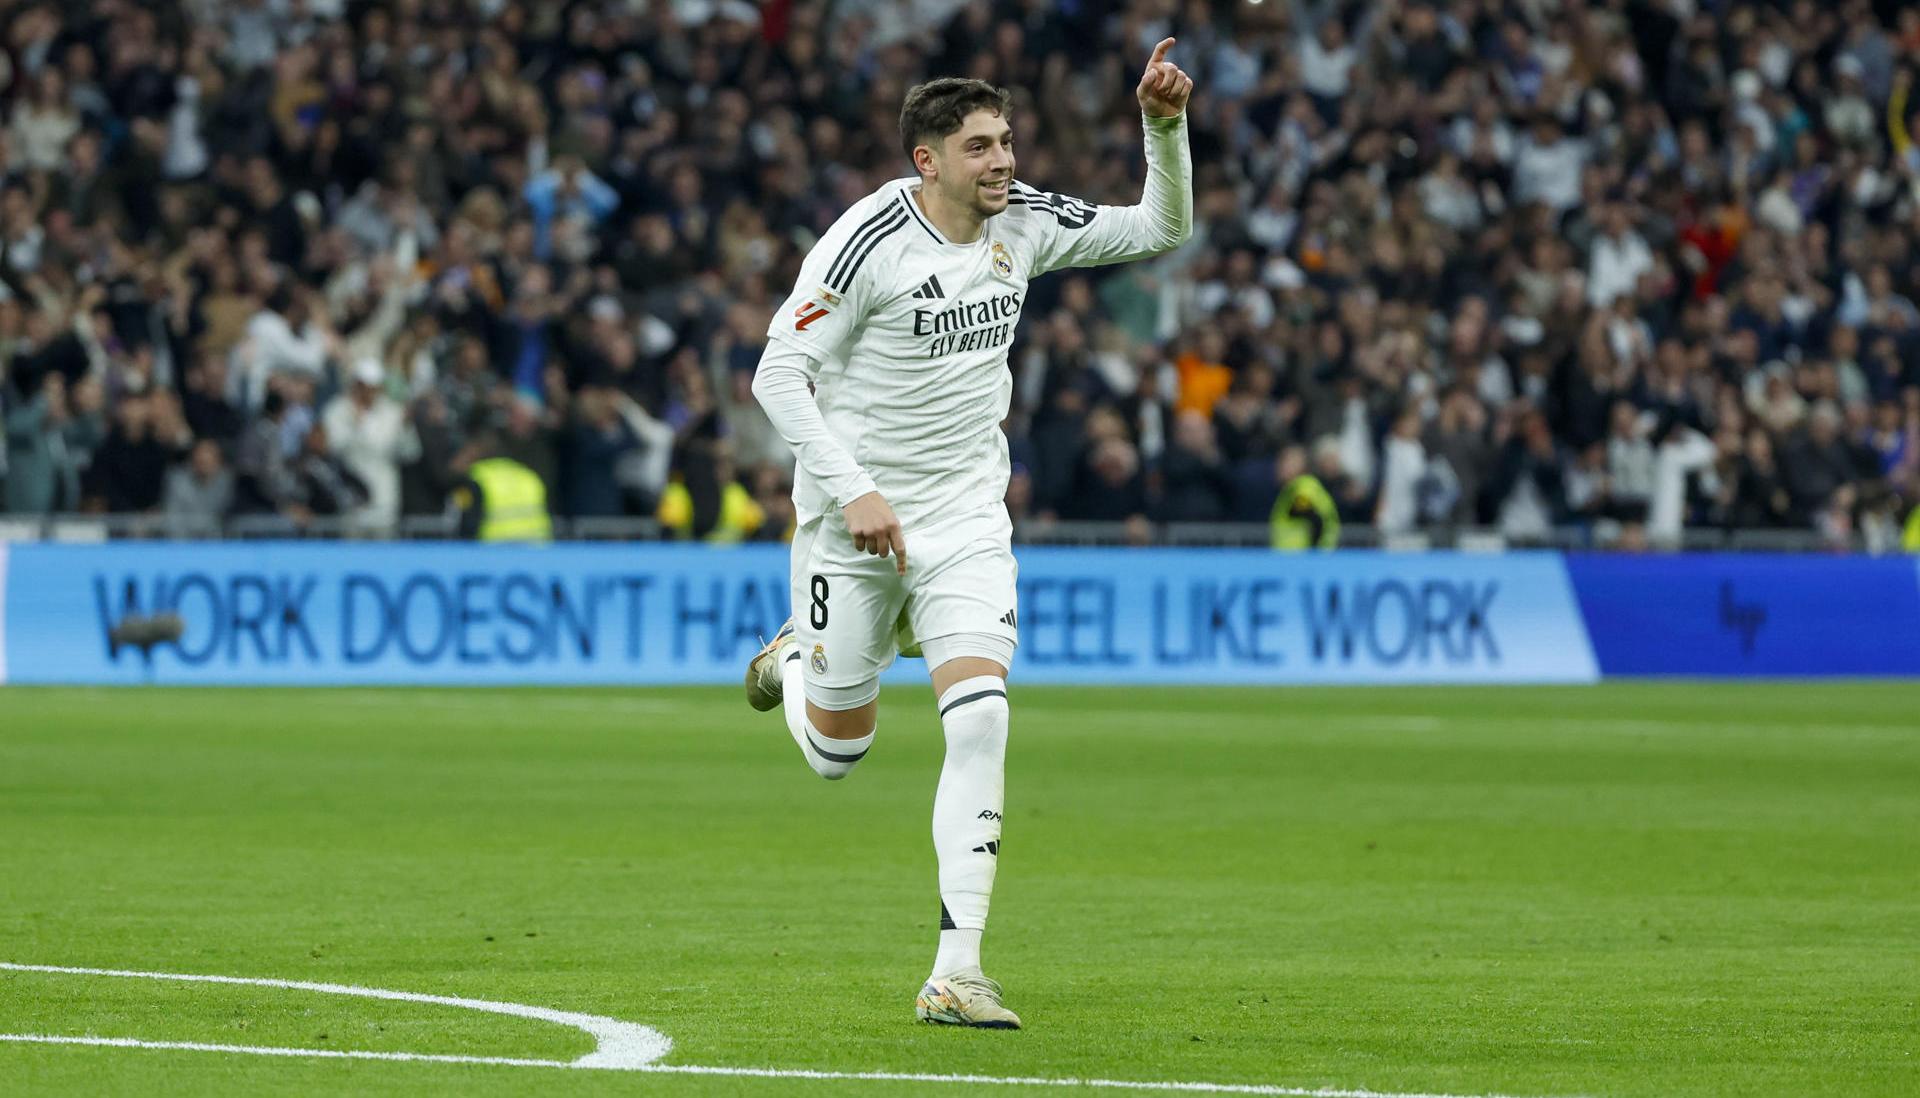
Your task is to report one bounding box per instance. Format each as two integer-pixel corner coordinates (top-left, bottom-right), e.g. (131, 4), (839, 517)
(932, 928), (982, 979)
(782, 654), (872, 780)
(930, 675), (1008, 977)
(800, 718), (872, 780)
(781, 652), (808, 752)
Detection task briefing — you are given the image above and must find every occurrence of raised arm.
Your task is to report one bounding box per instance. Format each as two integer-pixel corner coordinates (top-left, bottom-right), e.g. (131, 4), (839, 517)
(1017, 39), (1194, 275)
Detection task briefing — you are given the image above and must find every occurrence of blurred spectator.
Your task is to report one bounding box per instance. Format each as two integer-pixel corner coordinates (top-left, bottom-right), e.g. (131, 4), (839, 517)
(1311, 435), (1370, 523)
(400, 390), (461, 519)
(1784, 400), (1868, 517)
(1154, 410), (1235, 523)
(525, 157), (618, 262)
(1605, 402), (1657, 522)
(451, 430), (552, 543)
(11, 70), (78, 174)
(1374, 409), (1427, 536)
(1589, 202), (1654, 309)
(1063, 406), (1149, 524)
(4, 373), (101, 513)
(322, 358), (419, 536)
(164, 439), (235, 539)
(1512, 114), (1587, 213)
(500, 392), (564, 501)
(749, 463), (796, 542)
(85, 390), (190, 513)
(293, 424), (369, 520)
(232, 389), (307, 524)
(181, 351), (244, 447)
(566, 385), (641, 518)
(1270, 444), (1340, 551)
(1487, 406), (1567, 538)
(235, 281), (335, 411)
(1732, 427), (1798, 528)
(1425, 389), (1493, 525)
(658, 437), (765, 543)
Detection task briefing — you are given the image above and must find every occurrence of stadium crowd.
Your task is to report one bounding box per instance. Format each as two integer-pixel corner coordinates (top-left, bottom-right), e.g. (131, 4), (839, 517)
(0, 0), (1918, 549)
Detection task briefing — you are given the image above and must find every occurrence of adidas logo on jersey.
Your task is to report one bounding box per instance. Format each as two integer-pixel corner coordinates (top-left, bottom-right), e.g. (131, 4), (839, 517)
(910, 274), (945, 299)
(999, 609), (1017, 629)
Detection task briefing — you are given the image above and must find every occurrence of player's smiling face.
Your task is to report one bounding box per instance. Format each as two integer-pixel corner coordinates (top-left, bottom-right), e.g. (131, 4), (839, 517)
(936, 109), (1015, 217)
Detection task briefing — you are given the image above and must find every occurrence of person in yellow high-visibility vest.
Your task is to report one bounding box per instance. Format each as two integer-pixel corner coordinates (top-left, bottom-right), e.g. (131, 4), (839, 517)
(1269, 445), (1340, 550)
(1904, 499), (1920, 552)
(657, 475), (766, 542)
(656, 437), (766, 543)
(451, 432), (553, 542)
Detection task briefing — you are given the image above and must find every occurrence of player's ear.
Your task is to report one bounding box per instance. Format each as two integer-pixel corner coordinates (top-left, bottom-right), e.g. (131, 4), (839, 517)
(913, 143), (937, 179)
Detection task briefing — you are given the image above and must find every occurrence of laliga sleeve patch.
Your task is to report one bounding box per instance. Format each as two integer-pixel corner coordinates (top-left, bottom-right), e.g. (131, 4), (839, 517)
(792, 301), (831, 331)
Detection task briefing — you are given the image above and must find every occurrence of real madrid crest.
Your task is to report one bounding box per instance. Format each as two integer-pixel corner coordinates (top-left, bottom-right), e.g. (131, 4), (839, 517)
(990, 241), (1014, 281)
(811, 644), (829, 675)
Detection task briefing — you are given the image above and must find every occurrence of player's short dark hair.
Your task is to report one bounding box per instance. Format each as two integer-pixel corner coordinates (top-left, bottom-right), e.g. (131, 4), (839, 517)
(899, 78), (1012, 161)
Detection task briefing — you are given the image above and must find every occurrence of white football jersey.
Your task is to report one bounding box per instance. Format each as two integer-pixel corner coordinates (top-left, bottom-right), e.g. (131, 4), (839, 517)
(765, 163), (1187, 527)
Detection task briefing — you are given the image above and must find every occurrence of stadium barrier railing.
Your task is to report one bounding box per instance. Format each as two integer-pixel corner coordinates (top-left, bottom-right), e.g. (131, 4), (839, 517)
(0, 513), (1849, 553)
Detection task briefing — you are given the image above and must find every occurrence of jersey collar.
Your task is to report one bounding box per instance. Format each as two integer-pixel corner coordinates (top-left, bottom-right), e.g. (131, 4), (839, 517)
(903, 180), (988, 248)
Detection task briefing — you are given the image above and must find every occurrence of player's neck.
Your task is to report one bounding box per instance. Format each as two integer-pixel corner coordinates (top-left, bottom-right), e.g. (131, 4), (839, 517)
(913, 185), (986, 244)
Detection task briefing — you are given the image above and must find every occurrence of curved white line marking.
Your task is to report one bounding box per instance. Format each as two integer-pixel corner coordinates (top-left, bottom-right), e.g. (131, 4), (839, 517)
(0, 962), (1572, 1098)
(0, 962), (669, 1069)
(0, 1033), (573, 1070)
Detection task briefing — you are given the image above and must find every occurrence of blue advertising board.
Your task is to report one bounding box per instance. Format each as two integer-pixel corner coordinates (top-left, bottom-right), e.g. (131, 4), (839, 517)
(1564, 554), (1920, 677)
(0, 543), (1599, 686)
(1004, 547), (1595, 684)
(1, 543), (787, 686)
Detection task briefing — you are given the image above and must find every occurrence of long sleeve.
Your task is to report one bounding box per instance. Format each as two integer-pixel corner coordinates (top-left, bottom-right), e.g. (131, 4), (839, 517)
(749, 340), (877, 509)
(614, 397), (675, 498)
(754, 188), (906, 516)
(1016, 112), (1193, 276)
(343, 232), (418, 365)
(73, 311), (111, 379)
(579, 170), (620, 220)
(245, 311), (330, 394)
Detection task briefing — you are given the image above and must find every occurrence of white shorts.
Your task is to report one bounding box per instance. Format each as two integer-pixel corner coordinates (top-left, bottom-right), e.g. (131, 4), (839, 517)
(790, 502), (1019, 709)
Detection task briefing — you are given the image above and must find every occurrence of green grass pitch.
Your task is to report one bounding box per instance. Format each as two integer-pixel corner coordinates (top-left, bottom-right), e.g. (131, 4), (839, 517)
(1, 683), (1915, 1096)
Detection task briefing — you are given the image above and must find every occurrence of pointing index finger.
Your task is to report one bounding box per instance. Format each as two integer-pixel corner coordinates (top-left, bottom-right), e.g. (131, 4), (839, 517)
(1148, 37), (1175, 68)
(890, 527), (908, 576)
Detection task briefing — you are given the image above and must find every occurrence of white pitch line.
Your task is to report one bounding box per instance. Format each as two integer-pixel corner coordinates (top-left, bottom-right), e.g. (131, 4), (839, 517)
(636, 1063), (1560, 1097)
(0, 1034), (573, 1071)
(1059, 707), (1920, 739)
(0, 961), (669, 1069)
(0, 1034), (1563, 1098)
(0, 962), (1572, 1098)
